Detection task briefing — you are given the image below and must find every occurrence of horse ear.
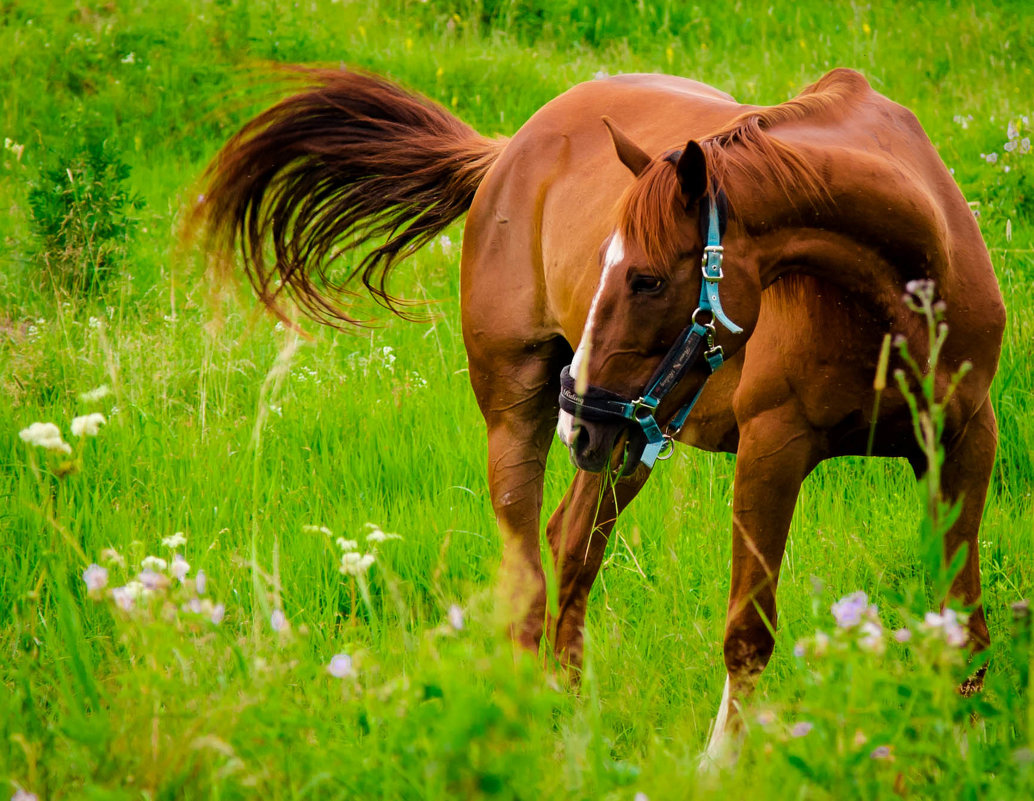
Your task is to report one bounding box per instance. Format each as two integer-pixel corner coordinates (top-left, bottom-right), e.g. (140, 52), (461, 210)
(675, 140), (708, 203)
(602, 116), (651, 177)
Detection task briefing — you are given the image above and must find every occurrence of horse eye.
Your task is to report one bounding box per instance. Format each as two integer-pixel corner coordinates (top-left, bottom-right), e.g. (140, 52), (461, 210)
(630, 274), (665, 295)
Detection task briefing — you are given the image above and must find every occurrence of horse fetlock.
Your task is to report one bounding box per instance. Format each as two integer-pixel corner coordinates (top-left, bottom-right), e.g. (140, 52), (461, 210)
(723, 623), (776, 678)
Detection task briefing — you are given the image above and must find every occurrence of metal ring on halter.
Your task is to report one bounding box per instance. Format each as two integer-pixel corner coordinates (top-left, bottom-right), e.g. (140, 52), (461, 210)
(655, 435), (676, 461)
(691, 307), (716, 330)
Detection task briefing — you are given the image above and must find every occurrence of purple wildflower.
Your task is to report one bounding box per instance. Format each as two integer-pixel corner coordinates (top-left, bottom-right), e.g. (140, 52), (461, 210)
(791, 721), (813, 738)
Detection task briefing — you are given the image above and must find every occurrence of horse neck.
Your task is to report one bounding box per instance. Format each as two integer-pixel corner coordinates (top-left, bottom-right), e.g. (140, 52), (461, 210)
(725, 148), (953, 325)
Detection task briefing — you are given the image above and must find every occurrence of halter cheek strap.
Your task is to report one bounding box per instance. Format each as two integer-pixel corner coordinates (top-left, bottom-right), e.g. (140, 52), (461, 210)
(558, 187), (742, 470)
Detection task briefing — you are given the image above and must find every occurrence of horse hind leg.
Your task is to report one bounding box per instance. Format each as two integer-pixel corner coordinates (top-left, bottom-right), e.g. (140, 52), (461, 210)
(467, 336), (569, 650)
(937, 397), (997, 688)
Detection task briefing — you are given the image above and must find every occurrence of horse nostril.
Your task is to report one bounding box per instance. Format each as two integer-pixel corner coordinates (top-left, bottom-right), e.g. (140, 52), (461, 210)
(572, 425), (591, 458)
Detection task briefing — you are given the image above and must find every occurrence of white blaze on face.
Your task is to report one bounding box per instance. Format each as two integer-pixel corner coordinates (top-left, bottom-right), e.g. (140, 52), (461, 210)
(557, 232), (624, 446)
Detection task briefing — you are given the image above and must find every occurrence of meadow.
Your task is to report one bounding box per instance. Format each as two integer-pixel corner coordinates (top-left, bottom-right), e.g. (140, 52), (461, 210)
(2, 0), (1033, 798)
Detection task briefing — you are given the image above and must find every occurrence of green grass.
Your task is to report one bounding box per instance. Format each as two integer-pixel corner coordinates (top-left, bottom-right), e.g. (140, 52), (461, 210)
(2, 1), (1034, 798)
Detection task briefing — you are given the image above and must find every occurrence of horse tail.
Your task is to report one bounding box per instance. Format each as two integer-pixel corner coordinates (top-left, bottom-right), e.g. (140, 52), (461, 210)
(193, 67), (508, 325)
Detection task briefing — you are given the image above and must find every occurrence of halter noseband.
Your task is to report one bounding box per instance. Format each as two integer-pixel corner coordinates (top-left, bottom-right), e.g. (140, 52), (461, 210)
(559, 186), (743, 470)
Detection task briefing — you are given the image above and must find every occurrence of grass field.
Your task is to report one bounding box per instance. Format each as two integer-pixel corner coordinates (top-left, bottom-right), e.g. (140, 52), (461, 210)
(2, 1), (1034, 798)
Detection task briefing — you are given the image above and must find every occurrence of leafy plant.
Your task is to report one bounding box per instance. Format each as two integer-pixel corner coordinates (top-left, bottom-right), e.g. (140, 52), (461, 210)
(27, 130), (142, 296)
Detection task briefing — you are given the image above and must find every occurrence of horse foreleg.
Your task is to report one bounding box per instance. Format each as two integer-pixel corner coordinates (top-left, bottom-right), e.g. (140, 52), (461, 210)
(940, 397), (997, 690)
(704, 401), (816, 765)
(470, 343), (565, 651)
(545, 465), (651, 669)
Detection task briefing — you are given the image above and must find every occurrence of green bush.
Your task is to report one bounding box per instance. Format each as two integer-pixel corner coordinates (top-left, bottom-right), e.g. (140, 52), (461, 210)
(27, 130), (143, 296)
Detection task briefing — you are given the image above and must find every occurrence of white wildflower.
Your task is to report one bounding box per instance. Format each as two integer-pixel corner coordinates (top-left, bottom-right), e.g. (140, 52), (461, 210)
(19, 422), (72, 454)
(336, 538), (359, 552)
(303, 524), (334, 537)
(340, 551), (375, 576)
(327, 653), (355, 678)
(111, 580), (144, 611)
(1008, 119), (1019, 140)
(70, 413), (106, 437)
(271, 608), (288, 632)
(100, 547), (125, 566)
(121, 51), (135, 64)
(435, 234), (454, 255)
(182, 597), (224, 625)
(365, 523), (402, 543)
(79, 385), (112, 403)
(11, 789), (39, 801)
(110, 587), (133, 612)
(162, 531), (187, 548)
(858, 620), (885, 653)
(447, 604), (464, 631)
(141, 555), (167, 572)
(922, 609), (968, 647)
(195, 569), (207, 595)
(170, 554), (190, 581)
(83, 564), (108, 592)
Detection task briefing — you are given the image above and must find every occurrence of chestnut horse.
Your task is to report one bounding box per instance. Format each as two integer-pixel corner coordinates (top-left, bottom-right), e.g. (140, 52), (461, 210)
(196, 67), (1004, 757)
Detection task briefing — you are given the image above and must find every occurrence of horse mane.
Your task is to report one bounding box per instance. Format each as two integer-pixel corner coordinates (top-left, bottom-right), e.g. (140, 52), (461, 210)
(617, 69), (867, 270)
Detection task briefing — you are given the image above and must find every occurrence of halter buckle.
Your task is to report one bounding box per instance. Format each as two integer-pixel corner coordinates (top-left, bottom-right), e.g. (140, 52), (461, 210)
(701, 246), (724, 281)
(630, 396), (658, 421)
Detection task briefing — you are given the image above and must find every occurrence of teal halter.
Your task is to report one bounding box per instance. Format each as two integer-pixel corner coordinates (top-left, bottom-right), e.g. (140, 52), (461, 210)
(558, 189), (742, 470)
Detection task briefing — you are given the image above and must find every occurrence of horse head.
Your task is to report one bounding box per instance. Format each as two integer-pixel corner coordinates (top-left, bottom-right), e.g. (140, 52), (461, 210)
(558, 120), (760, 474)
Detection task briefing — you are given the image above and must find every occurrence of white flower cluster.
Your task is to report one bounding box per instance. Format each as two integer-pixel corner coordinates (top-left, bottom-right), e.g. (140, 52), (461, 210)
(79, 385), (112, 403)
(19, 412), (108, 457)
(306, 522), (402, 577)
(920, 609), (968, 647)
(85, 534), (224, 625)
(71, 413), (106, 437)
(19, 422), (71, 455)
(344, 345), (397, 375)
(981, 115), (1031, 172)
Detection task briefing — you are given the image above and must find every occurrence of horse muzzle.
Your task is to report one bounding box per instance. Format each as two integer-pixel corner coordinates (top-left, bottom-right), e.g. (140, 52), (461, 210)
(558, 410), (647, 475)
(557, 366), (654, 475)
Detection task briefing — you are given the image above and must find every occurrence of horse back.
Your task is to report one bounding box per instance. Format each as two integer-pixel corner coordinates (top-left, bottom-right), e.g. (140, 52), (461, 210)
(461, 75), (745, 345)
